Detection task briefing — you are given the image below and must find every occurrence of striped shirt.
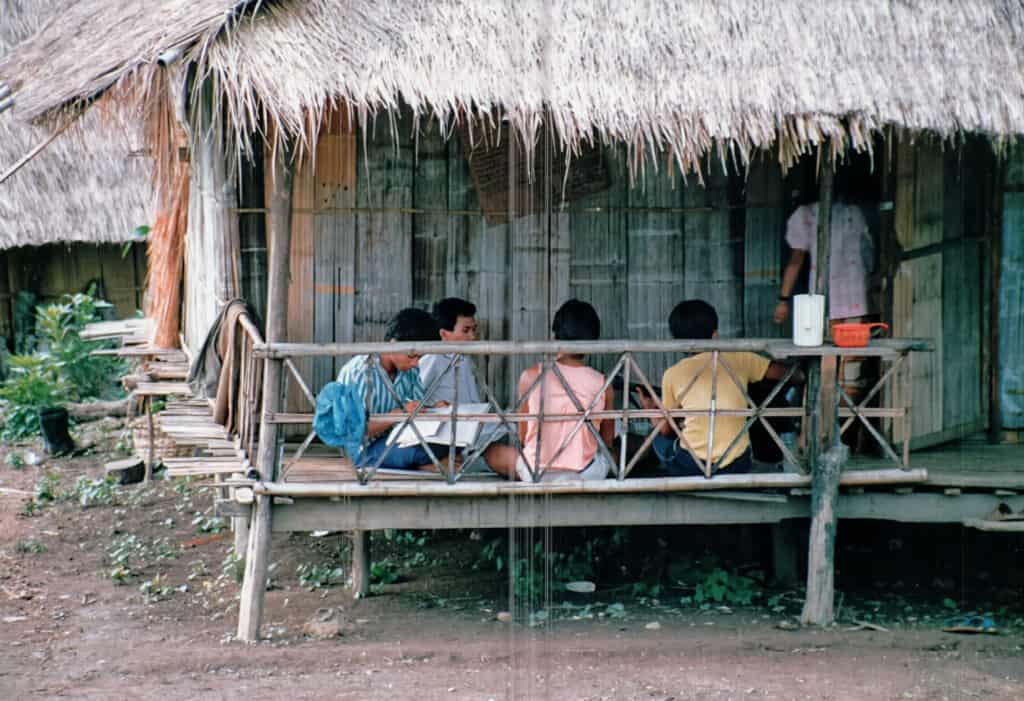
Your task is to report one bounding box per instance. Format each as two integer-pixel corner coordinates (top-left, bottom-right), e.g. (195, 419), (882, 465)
(335, 355), (425, 415)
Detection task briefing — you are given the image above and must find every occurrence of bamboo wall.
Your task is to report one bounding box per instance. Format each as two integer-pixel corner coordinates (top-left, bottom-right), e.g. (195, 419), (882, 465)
(238, 114), (998, 445)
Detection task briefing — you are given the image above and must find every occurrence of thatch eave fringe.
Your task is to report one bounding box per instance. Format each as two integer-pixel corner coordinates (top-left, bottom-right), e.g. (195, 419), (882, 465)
(4, 0), (1024, 185)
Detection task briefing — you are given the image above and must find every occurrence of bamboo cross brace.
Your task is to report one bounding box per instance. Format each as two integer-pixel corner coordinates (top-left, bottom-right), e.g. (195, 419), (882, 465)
(541, 355), (625, 477)
(838, 386), (904, 466)
(284, 358), (316, 408)
(838, 353), (906, 434)
(360, 353), (456, 483)
(622, 356), (706, 478)
(715, 356), (803, 473)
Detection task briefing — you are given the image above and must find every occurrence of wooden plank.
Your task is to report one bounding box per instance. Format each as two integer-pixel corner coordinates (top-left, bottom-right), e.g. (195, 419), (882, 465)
(508, 133), (549, 385)
(912, 141), (944, 249)
(354, 113), (413, 341)
(627, 156), (685, 379)
(744, 157), (785, 338)
(942, 240), (983, 430)
(449, 132), (511, 403)
(314, 108), (357, 384)
(412, 121), (449, 309)
(269, 491), (1024, 531)
(684, 160), (742, 336)
(568, 145), (628, 375)
(286, 150), (315, 414)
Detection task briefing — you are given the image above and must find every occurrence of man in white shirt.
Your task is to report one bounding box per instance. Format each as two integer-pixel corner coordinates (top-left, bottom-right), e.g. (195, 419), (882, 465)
(774, 197), (879, 446)
(419, 297), (483, 404)
(773, 200), (876, 324)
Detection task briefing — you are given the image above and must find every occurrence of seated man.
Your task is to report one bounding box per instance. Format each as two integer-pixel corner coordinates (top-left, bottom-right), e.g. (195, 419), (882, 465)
(334, 308), (448, 470)
(419, 297), (482, 404)
(486, 299), (615, 482)
(641, 299), (801, 477)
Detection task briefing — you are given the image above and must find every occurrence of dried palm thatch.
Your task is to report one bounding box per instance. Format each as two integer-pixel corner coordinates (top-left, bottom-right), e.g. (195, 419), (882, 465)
(0, 0), (150, 250)
(3, 0), (1024, 175)
(146, 164), (189, 349)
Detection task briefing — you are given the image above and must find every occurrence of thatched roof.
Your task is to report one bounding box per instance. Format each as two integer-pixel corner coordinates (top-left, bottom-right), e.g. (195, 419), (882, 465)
(0, 0), (150, 250)
(3, 0), (1024, 173)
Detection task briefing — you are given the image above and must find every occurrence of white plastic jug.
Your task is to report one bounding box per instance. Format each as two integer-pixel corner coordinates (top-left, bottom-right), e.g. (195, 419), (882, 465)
(792, 294), (825, 346)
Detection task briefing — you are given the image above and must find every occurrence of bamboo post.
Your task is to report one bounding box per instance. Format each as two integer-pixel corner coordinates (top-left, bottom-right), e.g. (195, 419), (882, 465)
(801, 444), (847, 625)
(352, 530), (371, 597)
(802, 150), (846, 626)
(237, 138), (295, 643)
(145, 396), (155, 482)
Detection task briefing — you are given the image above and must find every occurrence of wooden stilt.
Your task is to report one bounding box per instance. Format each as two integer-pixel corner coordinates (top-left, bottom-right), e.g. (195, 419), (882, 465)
(352, 530), (371, 597)
(771, 520), (802, 586)
(801, 444), (847, 625)
(801, 150), (844, 626)
(237, 135), (295, 642)
(145, 397), (155, 482)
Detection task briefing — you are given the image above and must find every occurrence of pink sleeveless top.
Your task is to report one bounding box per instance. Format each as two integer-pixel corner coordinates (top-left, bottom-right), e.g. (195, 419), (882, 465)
(521, 362), (607, 472)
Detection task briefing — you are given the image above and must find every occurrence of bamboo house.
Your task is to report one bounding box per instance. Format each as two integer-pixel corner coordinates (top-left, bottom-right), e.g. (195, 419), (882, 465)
(2, 0), (1023, 640)
(0, 0), (149, 350)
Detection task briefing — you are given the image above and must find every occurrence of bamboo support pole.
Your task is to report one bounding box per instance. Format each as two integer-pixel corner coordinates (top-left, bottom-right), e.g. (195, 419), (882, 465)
(244, 468), (927, 499)
(803, 152), (846, 627)
(254, 338), (932, 360)
(238, 139), (294, 643)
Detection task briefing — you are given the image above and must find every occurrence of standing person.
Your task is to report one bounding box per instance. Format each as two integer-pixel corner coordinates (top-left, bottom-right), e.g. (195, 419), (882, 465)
(773, 191), (879, 419)
(485, 299), (615, 482)
(419, 297), (482, 404)
(773, 198), (876, 325)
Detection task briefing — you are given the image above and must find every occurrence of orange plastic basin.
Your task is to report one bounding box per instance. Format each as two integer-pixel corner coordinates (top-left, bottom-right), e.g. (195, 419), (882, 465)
(831, 322), (889, 348)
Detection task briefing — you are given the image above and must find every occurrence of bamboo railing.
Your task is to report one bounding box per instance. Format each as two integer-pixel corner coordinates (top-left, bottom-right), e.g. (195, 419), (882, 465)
(242, 338), (931, 486)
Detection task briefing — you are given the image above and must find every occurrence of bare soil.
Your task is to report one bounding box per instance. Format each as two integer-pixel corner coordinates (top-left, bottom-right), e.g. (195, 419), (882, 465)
(1, 420), (1022, 700)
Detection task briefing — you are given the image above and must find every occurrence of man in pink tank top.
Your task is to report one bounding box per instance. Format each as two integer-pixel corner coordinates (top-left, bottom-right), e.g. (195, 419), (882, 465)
(486, 300), (615, 482)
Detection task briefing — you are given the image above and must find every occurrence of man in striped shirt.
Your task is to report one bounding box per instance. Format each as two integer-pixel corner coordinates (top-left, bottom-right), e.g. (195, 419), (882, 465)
(335, 308), (450, 470)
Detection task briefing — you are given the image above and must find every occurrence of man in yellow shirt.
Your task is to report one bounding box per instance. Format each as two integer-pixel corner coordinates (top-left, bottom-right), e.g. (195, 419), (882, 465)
(642, 300), (800, 477)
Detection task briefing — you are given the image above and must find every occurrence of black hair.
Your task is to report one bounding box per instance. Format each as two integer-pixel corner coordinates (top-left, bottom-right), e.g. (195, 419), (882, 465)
(432, 297), (477, 332)
(551, 299), (601, 341)
(668, 299), (718, 340)
(385, 308), (439, 342)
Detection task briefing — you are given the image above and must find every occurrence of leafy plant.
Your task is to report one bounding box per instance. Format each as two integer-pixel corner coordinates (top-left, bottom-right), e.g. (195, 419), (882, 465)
(139, 573), (173, 599)
(14, 538), (47, 554)
(35, 474), (60, 502)
(221, 549), (245, 584)
(34, 293), (122, 400)
(191, 515), (227, 534)
(693, 567), (761, 606)
(66, 475), (119, 507)
(5, 452), (24, 469)
(297, 563), (345, 589)
(0, 355), (69, 440)
(106, 534), (177, 583)
(370, 558), (401, 585)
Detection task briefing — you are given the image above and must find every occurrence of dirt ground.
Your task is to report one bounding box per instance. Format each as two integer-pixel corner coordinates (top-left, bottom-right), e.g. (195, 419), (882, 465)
(1, 420), (1022, 701)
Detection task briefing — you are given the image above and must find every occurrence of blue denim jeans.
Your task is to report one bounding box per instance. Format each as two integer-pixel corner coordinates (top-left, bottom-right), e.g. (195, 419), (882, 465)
(359, 436), (451, 470)
(652, 433), (752, 477)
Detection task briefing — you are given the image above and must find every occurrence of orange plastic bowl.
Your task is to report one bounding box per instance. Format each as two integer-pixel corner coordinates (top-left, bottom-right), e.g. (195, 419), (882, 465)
(831, 322), (889, 348)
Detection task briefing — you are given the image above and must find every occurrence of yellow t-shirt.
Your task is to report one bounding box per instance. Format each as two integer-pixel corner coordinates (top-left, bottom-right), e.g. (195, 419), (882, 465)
(660, 352), (771, 468)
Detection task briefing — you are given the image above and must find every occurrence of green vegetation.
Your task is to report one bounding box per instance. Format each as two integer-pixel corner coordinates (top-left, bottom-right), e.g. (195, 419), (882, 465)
(14, 539), (47, 554)
(297, 563), (346, 589)
(106, 534), (178, 584)
(0, 292), (124, 440)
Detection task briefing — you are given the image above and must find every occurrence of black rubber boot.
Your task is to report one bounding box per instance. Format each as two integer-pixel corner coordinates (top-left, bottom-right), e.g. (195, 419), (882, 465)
(38, 407), (75, 456)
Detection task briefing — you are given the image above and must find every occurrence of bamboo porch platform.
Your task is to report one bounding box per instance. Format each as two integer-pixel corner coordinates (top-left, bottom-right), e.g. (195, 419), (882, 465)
(211, 440), (1024, 533)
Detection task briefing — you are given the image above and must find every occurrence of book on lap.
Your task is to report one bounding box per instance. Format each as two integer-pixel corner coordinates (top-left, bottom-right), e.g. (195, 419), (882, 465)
(386, 403), (489, 448)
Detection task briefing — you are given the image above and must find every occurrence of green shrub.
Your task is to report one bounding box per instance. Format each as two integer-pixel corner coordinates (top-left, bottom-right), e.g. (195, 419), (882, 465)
(34, 293), (123, 400)
(0, 293), (124, 439)
(0, 356), (69, 440)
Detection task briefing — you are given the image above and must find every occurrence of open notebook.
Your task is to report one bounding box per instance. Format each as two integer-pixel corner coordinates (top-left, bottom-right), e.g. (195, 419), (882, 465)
(386, 403), (490, 448)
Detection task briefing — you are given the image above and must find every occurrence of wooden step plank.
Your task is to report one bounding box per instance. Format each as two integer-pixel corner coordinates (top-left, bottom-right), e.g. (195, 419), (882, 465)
(135, 382), (192, 396)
